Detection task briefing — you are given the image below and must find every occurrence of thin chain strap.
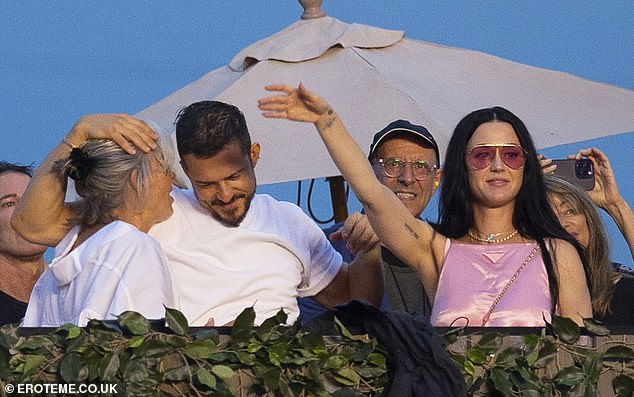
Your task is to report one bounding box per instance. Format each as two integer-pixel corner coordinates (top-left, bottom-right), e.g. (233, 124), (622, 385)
(481, 244), (540, 326)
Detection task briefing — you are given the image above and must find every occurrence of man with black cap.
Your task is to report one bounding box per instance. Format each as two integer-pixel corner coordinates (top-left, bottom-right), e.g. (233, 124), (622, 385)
(299, 120), (442, 322)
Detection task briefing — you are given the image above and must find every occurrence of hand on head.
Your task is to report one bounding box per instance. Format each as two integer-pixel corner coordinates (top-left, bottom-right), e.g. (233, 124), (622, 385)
(66, 114), (159, 155)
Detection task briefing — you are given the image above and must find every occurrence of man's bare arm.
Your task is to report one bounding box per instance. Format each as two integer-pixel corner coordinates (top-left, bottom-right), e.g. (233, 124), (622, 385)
(312, 246), (383, 309)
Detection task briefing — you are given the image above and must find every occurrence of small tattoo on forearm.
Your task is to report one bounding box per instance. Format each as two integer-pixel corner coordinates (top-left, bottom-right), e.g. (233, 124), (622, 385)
(322, 108), (335, 129)
(404, 223), (419, 239)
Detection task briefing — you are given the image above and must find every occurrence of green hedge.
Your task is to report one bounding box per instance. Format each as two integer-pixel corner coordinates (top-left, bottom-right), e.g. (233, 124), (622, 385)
(1, 308), (633, 396)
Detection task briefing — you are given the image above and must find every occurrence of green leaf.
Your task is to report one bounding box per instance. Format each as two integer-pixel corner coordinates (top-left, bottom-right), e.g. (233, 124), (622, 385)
(324, 354), (347, 369)
(525, 349), (539, 367)
(367, 352), (386, 368)
(268, 341), (290, 366)
(464, 359), (475, 377)
(87, 319), (123, 334)
(583, 318), (610, 336)
(132, 339), (175, 358)
(605, 345), (634, 360)
(490, 368), (513, 397)
(516, 366), (542, 387)
(356, 366), (387, 379)
(65, 332), (89, 354)
(22, 354), (46, 376)
(129, 335), (145, 348)
(350, 340), (374, 362)
(613, 374), (634, 397)
(184, 340), (217, 359)
(60, 351), (82, 382)
(256, 309), (287, 341)
(197, 368), (217, 390)
(550, 315), (580, 344)
(230, 307), (256, 346)
(495, 347), (522, 367)
(247, 341), (264, 353)
(98, 353), (120, 380)
(554, 366), (585, 386)
(582, 352), (602, 383)
(117, 311), (151, 335)
(334, 316), (353, 339)
(56, 323), (82, 339)
(262, 366), (281, 390)
(212, 364), (235, 379)
(533, 338), (558, 368)
(335, 368), (361, 386)
(467, 347), (488, 365)
(476, 332), (504, 353)
(18, 338), (45, 350)
(165, 306), (189, 335)
(300, 330), (325, 353)
(236, 350), (257, 365)
(164, 365), (189, 381)
(209, 352), (238, 363)
(523, 333), (540, 349)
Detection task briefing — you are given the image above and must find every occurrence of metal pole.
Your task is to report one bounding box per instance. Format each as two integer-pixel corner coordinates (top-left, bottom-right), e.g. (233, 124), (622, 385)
(326, 175), (348, 223)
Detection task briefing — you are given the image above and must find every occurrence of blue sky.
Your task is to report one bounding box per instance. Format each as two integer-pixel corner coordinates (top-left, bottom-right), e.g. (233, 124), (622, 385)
(2, 1), (633, 263)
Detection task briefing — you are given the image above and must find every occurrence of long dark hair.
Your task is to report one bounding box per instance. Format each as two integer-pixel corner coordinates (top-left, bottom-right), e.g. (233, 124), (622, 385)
(434, 106), (591, 315)
(543, 174), (613, 317)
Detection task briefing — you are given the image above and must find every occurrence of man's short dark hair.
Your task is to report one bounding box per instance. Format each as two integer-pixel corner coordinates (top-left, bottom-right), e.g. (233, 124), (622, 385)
(0, 161), (34, 178)
(175, 101), (251, 159)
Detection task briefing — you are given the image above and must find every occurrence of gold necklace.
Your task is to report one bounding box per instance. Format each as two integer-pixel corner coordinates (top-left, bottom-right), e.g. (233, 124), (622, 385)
(468, 229), (519, 243)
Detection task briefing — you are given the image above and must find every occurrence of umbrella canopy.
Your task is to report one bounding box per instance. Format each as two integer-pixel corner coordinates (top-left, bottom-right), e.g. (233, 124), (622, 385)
(136, 5), (634, 187)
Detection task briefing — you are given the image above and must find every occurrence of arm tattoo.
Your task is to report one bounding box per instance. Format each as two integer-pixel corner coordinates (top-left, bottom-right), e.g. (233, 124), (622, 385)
(404, 222), (420, 239)
(322, 108), (335, 129)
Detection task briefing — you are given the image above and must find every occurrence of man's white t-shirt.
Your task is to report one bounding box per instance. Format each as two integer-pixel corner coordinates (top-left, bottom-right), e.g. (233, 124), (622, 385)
(149, 189), (342, 326)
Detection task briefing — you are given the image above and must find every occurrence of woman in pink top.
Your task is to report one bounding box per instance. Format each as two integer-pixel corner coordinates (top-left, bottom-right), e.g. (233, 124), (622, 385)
(259, 84), (593, 327)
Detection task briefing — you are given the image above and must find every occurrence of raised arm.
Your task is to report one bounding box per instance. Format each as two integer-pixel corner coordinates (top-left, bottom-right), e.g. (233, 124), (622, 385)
(11, 114), (158, 246)
(258, 84), (441, 295)
(576, 147), (634, 262)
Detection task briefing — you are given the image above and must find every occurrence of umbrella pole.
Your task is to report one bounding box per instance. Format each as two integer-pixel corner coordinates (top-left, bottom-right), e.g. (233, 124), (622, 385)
(327, 175), (348, 223)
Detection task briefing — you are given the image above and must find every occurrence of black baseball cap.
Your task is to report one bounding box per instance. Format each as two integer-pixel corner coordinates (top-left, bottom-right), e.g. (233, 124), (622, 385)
(368, 119), (440, 164)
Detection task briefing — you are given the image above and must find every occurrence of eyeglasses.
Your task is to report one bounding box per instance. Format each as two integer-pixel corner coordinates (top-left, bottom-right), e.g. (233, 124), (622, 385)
(372, 157), (437, 180)
(466, 143), (526, 170)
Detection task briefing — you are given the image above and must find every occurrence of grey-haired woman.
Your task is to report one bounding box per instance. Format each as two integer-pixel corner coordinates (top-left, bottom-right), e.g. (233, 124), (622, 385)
(15, 114), (179, 326)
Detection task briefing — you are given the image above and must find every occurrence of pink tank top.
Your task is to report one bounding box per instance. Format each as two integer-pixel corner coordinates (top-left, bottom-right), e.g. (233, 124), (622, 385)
(430, 240), (551, 327)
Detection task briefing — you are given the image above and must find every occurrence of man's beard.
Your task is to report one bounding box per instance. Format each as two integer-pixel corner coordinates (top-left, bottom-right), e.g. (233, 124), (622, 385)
(206, 191), (255, 227)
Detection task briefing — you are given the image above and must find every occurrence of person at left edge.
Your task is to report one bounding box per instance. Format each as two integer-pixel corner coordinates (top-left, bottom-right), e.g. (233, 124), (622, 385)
(0, 162), (47, 326)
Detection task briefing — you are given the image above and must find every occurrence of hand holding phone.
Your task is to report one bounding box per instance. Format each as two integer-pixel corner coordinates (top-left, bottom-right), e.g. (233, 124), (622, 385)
(550, 158), (595, 190)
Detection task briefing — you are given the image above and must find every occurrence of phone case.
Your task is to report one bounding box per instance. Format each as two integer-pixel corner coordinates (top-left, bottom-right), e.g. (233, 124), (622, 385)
(551, 159), (595, 191)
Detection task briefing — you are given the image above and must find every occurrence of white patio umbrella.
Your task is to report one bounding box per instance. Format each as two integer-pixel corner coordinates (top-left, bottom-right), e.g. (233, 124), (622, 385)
(136, 0), (634, 217)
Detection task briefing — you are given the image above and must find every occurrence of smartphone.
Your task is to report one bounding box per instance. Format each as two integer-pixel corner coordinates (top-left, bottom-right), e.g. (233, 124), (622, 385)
(550, 158), (595, 191)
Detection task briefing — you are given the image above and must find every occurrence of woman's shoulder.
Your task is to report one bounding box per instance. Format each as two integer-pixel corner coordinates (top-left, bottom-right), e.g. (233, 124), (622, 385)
(545, 237), (577, 252)
(101, 221), (163, 252)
